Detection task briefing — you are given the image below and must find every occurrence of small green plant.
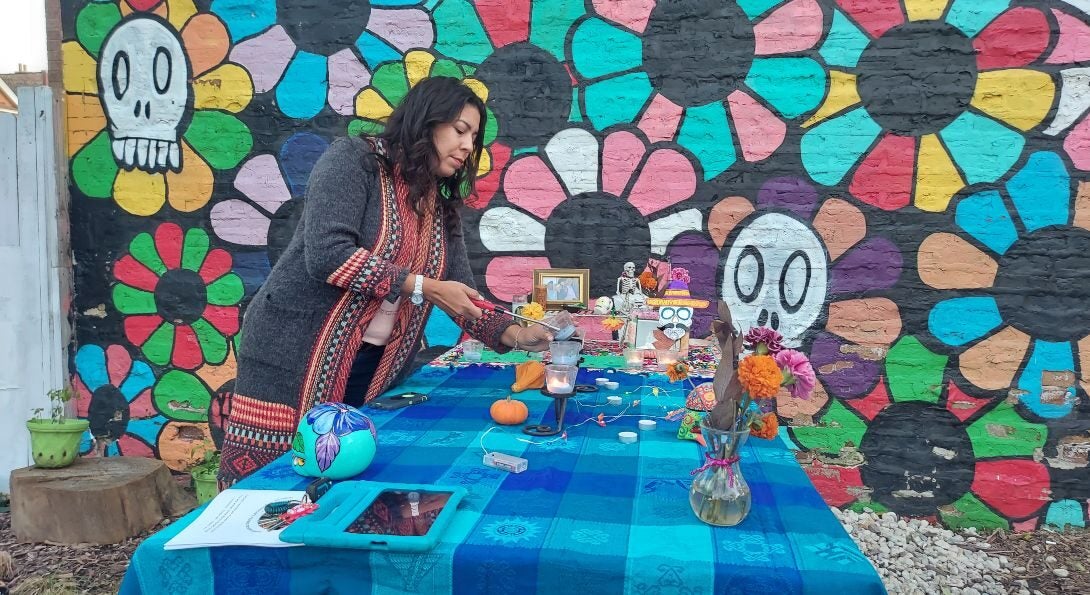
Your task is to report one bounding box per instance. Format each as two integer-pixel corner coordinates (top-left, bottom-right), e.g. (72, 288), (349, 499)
(190, 446), (221, 479)
(31, 388), (73, 424)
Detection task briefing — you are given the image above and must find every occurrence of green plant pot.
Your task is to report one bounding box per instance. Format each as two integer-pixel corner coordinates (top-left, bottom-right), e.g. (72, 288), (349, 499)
(192, 471), (220, 504)
(26, 419), (89, 469)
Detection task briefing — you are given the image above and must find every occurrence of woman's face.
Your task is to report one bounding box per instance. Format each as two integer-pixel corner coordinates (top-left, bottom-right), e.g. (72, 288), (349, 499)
(431, 103), (480, 177)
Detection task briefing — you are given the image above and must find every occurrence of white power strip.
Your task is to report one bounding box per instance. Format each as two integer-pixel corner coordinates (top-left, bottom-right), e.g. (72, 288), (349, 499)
(482, 452), (528, 473)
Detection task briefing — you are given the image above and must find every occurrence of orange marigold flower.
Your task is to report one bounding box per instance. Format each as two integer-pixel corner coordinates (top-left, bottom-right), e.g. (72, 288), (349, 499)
(737, 354), (782, 398)
(750, 413), (779, 439)
(601, 316), (625, 331)
(638, 271), (657, 291)
(665, 361), (690, 383)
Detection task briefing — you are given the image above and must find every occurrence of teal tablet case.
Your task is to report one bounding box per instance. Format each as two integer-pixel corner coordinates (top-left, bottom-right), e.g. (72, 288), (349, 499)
(279, 481), (466, 551)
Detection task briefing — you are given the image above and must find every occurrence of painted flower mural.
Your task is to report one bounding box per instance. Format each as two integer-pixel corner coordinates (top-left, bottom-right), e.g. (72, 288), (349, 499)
(792, 336), (1052, 529)
(1042, 4), (1090, 170)
(569, 0), (827, 179)
(210, 0), (435, 118)
(112, 223), (244, 369)
(65, 0), (254, 216)
(210, 132), (329, 272)
(803, 0), (1056, 211)
(923, 151), (1090, 420)
(73, 344), (165, 457)
(475, 127), (704, 299)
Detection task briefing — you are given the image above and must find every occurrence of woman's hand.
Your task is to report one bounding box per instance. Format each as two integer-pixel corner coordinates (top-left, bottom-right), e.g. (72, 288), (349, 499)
(512, 324), (554, 352)
(422, 278), (484, 320)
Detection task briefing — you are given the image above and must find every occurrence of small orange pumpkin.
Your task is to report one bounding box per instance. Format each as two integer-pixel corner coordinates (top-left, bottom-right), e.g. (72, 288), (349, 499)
(490, 396), (529, 425)
(511, 360), (546, 392)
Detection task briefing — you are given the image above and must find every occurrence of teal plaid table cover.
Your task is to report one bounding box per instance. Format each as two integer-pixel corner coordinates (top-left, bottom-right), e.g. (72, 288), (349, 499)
(121, 364), (885, 594)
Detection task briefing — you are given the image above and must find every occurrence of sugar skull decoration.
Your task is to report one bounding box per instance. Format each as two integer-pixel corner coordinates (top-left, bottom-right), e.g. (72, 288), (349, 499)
(292, 402), (378, 480)
(97, 15), (191, 173)
(678, 383), (717, 441)
(646, 268), (709, 350)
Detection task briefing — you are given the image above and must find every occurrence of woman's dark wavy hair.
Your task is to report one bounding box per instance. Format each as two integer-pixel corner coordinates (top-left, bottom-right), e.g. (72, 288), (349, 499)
(376, 76), (486, 214)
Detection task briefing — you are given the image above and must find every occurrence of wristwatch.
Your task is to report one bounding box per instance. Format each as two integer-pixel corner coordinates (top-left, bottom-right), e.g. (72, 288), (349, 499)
(411, 274), (425, 306)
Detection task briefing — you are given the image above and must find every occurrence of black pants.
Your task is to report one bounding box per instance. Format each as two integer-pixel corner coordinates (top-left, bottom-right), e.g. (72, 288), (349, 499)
(343, 343), (385, 408)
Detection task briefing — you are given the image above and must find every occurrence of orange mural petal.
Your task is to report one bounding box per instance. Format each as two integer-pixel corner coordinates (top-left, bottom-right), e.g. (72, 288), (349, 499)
(709, 197), (754, 249)
(66, 93), (106, 157)
(826, 298), (902, 347)
(1074, 181), (1090, 232)
(777, 382), (828, 421)
(1079, 335), (1090, 395)
(166, 141), (214, 212)
(181, 13), (229, 77)
(196, 346), (237, 392)
(812, 197), (865, 260)
(918, 233), (999, 290)
(959, 326), (1031, 391)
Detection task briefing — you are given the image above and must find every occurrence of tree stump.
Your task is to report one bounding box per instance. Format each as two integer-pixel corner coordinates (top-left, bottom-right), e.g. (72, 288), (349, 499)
(9, 457), (196, 544)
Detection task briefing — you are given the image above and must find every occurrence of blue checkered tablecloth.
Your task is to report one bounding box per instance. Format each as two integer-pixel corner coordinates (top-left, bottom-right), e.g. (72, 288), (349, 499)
(120, 364), (885, 594)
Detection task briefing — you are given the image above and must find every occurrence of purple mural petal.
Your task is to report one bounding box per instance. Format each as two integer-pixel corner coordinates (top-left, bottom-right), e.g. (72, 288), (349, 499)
(757, 176), (819, 220)
(328, 48), (371, 116)
(366, 9), (435, 52)
(229, 25), (296, 94)
(234, 154), (292, 212)
(666, 231), (719, 337)
(315, 432), (340, 472)
(829, 237), (902, 295)
(809, 331), (879, 399)
(210, 200), (272, 246)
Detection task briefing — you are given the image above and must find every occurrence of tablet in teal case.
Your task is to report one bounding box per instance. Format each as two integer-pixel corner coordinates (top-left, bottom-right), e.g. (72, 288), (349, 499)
(279, 481), (466, 551)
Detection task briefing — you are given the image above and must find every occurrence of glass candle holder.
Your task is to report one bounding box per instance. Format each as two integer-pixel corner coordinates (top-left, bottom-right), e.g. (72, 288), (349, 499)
(624, 348), (644, 369)
(656, 348), (680, 371)
(462, 340), (484, 362)
(544, 364), (578, 395)
(550, 341), (582, 366)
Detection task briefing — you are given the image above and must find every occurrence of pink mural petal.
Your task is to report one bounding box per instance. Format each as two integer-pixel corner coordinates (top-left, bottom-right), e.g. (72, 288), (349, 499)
(234, 154), (292, 212)
(593, 0), (656, 34)
(627, 149), (696, 216)
(1048, 9), (1090, 64)
(328, 48), (372, 116)
(128, 389), (158, 419)
(210, 200), (273, 246)
(602, 130), (646, 196)
(105, 344), (132, 388)
(637, 93), (684, 143)
(754, 0), (823, 55)
(229, 25), (296, 93)
(485, 256), (552, 302)
(118, 434), (155, 458)
(73, 375), (92, 417)
(502, 155), (568, 219)
(1068, 116), (1090, 170)
(727, 90), (786, 162)
(366, 8), (435, 52)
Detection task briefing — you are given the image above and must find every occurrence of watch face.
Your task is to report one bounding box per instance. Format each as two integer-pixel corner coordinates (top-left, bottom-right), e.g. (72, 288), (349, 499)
(411, 294), (423, 305)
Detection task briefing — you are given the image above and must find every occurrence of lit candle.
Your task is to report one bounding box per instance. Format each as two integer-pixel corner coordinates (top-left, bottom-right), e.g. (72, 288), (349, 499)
(624, 348), (643, 368)
(657, 349), (679, 370)
(547, 378), (573, 394)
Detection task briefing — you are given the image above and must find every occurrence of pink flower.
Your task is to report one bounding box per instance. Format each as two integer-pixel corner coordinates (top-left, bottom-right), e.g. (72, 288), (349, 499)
(743, 327), (784, 354)
(775, 349), (816, 400)
(671, 267), (690, 284)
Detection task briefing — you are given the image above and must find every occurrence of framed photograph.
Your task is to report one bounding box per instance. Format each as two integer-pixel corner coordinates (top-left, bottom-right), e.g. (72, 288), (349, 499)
(533, 268), (590, 309)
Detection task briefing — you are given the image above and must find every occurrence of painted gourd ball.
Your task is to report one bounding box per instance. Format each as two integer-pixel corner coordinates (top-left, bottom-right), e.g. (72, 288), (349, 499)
(685, 383), (717, 412)
(292, 402), (378, 480)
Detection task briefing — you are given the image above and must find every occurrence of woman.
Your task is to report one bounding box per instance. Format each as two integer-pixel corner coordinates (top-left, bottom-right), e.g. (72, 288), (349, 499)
(218, 77), (553, 486)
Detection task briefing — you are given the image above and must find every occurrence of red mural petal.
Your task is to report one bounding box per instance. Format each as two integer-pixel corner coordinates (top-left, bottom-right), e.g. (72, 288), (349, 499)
(848, 133), (915, 211)
(124, 315), (165, 346)
(946, 382), (992, 422)
(117, 434), (155, 458)
(129, 389), (158, 419)
(105, 344), (133, 388)
(155, 223), (184, 270)
(171, 324), (203, 369)
(835, 0), (904, 39)
(843, 379), (891, 422)
(972, 460), (1051, 520)
(468, 143), (512, 210)
(203, 305), (240, 336)
(113, 255), (161, 292)
(73, 374), (92, 417)
(126, 0), (164, 11)
(973, 8), (1049, 70)
(476, 0), (531, 48)
(198, 248), (233, 284)
(802, 460), (863, 507)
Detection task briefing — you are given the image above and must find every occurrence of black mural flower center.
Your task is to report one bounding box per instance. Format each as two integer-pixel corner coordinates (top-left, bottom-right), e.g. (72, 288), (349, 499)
(475, 43), (573, 149)
(88, 385), (130, 441)
(277, 0), (371, 56)
(859, 402), (973, 516)
(857, 21), (977, 136)
(641, 0), (755, 108)
(543, 192), (650, 298)
(155, 269), (207, 325)
(993, 227), (1090, 342)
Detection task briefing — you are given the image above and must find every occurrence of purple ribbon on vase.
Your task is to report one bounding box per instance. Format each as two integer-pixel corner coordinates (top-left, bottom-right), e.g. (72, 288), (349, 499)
(690, 452), (741, 485)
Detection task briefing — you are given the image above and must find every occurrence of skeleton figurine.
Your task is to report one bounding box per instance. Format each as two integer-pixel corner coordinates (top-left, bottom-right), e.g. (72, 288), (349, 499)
(613, 261), (644, 314)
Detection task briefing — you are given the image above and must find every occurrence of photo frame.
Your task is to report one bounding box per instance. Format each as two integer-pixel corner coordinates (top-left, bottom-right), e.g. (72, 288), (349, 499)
(532, 268), (590, 309)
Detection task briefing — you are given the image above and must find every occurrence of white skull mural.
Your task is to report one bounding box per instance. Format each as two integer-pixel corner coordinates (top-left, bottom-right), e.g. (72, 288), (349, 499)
(657, 306), (693, 341)
(97, 16), (191, 173)
(719, 213), (827, 347)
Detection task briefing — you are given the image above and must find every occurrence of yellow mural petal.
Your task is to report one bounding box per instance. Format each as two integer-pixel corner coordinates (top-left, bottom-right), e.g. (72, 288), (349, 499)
(115, 169), (167, 216)
(62, 42), (98, 95)
(464, 78), (489, 103)
(66, 93), (106, 157)
(404, 50), (436, 89)
(167, 0), (198, 30)
(971, 69), (1054, 132)
(193, 64), (253, 113)
(802, 70), (860, 128)
(166, 141), (213, 212)
(905, 0), (948, 21)
(477, 147), (491, 177)
(915, 134), (964, 212)
(960, 326), (1031, 391)
(356, 88), (393, 120)
(918, 233), (998, 289)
